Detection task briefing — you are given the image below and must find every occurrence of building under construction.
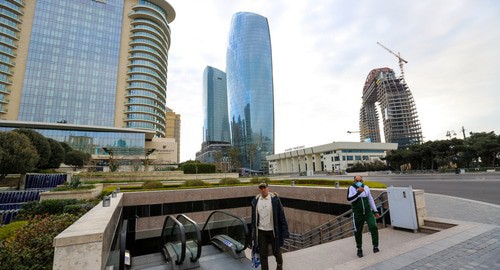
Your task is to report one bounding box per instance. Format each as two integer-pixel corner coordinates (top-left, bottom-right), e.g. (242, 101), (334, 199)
(359, 67), (423, 148)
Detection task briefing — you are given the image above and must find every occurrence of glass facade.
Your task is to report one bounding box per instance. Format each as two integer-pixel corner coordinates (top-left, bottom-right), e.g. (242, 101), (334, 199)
(125, 0), (173, 137)
(203, 66), (229, 143)
(0, 127), (145, 155)
(18, 0), (124, 126)
(226, 12), (274, 171)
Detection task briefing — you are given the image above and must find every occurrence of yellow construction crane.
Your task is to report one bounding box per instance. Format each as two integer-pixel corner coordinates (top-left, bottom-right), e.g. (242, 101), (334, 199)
(377, 42), (408, 81)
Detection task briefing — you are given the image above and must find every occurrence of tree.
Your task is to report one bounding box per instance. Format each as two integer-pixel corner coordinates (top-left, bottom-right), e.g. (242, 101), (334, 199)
(0, 131), (39, 182)
(213, 150), (223, 172)
(247, 143), (258, 170)
(468, 132), (500, 167)
(65, 151), (88, 171)
(59, 141), (73, 154)
(13, 128), (51, 169)
(227, 147), (241, 171)
(43, 138), (65, 169)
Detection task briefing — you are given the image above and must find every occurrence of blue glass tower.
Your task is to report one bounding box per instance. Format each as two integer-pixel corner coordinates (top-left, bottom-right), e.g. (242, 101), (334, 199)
(226, 12), (274, 171)
(0, 0), (175, 138)
(203, 66), (230, 144)
(17, 0), (124, 126)
(0, 0), (177, 159)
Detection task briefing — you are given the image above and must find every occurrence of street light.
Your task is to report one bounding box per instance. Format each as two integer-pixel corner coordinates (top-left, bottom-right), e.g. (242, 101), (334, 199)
(446, 131), (457, 139)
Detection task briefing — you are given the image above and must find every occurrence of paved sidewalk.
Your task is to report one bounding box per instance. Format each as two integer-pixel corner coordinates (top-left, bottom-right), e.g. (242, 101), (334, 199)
(400, 227), (500, 269)
(268, 193), (500, 270)
(363, 193), (500, 270)
(425, 193), (500, 226)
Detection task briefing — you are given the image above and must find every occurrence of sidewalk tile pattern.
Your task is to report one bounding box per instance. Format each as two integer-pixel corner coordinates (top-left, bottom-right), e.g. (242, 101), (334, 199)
(400, 227), (500, 270)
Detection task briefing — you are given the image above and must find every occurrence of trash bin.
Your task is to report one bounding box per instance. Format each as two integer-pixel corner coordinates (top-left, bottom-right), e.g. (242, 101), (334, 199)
(102, 196), (111, 207)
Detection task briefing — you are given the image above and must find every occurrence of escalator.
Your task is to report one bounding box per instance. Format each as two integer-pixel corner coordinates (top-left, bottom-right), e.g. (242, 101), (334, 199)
(123, 210), (250, 270)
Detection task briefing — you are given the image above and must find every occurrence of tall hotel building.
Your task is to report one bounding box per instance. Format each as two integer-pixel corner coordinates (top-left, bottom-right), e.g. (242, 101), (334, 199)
(226, 12), (274, 171)
(195, 66), (231, 163)
(0, 0), (179, 163)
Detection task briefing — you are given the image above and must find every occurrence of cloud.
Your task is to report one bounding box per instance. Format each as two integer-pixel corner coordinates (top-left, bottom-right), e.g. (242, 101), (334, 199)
(166, 0), (500, 161)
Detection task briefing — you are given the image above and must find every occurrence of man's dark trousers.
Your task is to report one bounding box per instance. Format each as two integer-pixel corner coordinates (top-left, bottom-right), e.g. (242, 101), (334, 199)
(258, 229), (283, 270)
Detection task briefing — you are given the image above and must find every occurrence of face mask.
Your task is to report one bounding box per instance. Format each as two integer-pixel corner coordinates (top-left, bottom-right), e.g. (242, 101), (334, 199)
(355, 181), (363, 188)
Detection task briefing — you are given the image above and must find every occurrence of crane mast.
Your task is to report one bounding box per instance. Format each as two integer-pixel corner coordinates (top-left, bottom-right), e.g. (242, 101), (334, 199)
(377, 42), (408, 81)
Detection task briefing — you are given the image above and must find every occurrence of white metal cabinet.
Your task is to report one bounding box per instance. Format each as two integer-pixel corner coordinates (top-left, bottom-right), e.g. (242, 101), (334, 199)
(387, 186), (418, 231)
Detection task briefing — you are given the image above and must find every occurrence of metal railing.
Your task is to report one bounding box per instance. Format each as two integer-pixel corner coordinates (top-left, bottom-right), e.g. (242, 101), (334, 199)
(282, 191), (389, 252)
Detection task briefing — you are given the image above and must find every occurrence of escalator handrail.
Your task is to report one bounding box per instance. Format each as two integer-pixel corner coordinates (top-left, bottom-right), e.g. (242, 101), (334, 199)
(160, 215), (186, 265)
(176, 214), (202, 262)
(119, 219), (128, 270)
(200, 210), (249, 252)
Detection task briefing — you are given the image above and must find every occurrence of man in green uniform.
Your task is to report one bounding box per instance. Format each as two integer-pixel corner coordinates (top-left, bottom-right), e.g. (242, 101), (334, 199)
(347, 175), (381, 258)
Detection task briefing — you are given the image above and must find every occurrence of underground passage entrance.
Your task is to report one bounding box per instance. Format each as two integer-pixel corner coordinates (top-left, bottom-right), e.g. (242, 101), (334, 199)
(107, 192), (389, 270)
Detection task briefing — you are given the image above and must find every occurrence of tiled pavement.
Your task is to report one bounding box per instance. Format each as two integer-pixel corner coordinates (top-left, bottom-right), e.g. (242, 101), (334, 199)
(270, 193), (500, 270)
(400, 227), (500, 270)
(361, 194), (500, 270)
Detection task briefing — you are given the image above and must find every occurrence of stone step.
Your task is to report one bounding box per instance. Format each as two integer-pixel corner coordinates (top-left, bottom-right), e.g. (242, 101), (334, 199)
(418, 218), (457, 234)
(418, 225), (443, 234)
(423, 219), (456, 229)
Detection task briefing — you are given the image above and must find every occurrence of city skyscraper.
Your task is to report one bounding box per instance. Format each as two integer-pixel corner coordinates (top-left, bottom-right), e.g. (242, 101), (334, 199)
(0, 0), (179, 162)
(226, 12), (274, 171)
(360, 68), (423, 148)
(202, 66), (230, 144)
(195, 66), (230, 164)
(0, 0), (175, 137)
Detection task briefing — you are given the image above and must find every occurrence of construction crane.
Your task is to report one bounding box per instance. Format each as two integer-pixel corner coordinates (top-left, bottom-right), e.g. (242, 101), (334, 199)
(377, 42), (408, 81)
(347, 129), (379, 134)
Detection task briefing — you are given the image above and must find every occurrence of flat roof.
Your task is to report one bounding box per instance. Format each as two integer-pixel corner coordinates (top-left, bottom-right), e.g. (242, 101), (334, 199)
(0, 120), (156, 140)
(267, 141), (398, 160)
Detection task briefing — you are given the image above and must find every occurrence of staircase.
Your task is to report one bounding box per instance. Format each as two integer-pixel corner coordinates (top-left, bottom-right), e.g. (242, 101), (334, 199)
(282, 191), (389, 252)
(419, 218), (456, 234)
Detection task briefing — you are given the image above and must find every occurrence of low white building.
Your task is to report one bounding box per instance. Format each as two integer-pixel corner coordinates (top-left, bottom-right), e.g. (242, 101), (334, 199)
(266, 142), (398, 174)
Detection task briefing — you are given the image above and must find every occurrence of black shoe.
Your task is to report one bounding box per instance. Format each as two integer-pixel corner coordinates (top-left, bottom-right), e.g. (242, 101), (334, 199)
(373, 246), (380, 253)
(357, 248), (363, 258)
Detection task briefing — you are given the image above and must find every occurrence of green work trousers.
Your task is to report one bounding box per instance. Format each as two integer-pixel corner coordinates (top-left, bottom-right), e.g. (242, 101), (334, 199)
(353, 211), (379, 249)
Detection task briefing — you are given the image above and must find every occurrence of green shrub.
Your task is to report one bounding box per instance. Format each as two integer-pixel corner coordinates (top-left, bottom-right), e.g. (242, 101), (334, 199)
(16, 199), (95, 220)
(0, 221), (28, 241)
(0, 214), (80, 270)
(40, 199), (78, 215)
(181, 163), (216, 174)
(183, 179), (207, 187)
(219, 178), (240, 185)
(15, 201), (41, 220)
(142, 181), (163, 189)
(98, 186), (117, 199)
(250, 177), (270, 184)
(52, 184), (95, 191)
(62, 204), (91, 216)
(70, 175), (81, 188)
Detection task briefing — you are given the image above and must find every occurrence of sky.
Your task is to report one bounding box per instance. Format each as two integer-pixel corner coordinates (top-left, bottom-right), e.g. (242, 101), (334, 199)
(165, 0), (500, 162)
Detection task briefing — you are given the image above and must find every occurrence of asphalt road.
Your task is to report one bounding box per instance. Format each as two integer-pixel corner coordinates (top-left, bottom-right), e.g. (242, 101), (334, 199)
(317, 172), (500, 205)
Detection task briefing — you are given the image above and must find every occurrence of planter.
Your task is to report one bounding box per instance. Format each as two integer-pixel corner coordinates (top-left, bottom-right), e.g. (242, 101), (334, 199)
(40, 184), (103, 201)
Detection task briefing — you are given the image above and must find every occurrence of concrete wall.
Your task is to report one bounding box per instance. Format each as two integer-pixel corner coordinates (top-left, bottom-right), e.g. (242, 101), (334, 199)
(123, 185), (389, 234)
(53, 193), (123, 270)
(52, 185), (426, 269)
(40, 184), (103, 201)
(78, 171), (239, 182)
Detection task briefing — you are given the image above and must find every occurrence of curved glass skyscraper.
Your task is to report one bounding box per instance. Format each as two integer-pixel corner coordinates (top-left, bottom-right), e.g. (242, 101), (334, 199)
(226, 12), (274, 171)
